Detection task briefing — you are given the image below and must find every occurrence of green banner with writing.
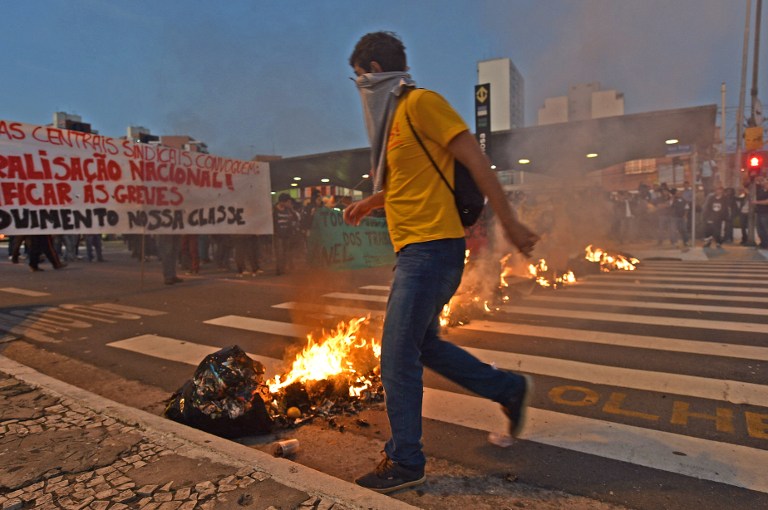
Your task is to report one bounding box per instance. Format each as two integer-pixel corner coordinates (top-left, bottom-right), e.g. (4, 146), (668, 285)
(307, 208), (394, 269)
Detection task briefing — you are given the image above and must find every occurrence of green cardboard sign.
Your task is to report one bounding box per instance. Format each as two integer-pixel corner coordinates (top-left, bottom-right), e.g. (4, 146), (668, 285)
(307, 208), (395, 269)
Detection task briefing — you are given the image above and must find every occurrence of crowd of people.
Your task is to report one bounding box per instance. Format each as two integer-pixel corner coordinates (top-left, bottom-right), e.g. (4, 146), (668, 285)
(5, 177), (768, 278)
(606, 178), (768, 249)
(3, 190), (358, 281)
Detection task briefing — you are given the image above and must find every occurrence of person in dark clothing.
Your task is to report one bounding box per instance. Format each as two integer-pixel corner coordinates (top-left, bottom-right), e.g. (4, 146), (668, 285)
(669, 188), (689, 247)
(273, 193), (300, 275)
(702, 186), (728, 248)
(9, 235), (29, 263)
(27, 235), (65, 271)
(754, 177), (768, 249)
(233, 235), (263, 276)
(736, 187), (751, 245)
(722, 187), (737, 243)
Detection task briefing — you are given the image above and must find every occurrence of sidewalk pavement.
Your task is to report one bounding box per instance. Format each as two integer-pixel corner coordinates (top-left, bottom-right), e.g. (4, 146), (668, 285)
(0, 356), (417, 510)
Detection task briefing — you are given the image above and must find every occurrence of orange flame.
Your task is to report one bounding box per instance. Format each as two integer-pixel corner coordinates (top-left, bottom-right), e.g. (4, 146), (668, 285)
(585, 245), (639, 272)
(267, 317), (380, 397)
(527, 259), (576, 288)
(439, 249), (473, 327)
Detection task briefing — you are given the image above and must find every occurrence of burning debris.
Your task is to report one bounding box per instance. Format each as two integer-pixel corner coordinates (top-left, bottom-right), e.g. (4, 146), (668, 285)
(584, 244), (639, 272)
(264, 316), (383, 428)
(163, 246), (640, 438)
(164, 318), (384, 438)
(439, 244), (640, 327)
(526, 258), (576, 289)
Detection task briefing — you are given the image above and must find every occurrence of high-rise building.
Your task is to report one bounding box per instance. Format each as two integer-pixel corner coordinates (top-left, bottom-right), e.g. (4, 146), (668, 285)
(538, 82), (624, 125)
(53, 112), (94, 133)
(127, 126), (159, 144)
(477, 58), (525, 130)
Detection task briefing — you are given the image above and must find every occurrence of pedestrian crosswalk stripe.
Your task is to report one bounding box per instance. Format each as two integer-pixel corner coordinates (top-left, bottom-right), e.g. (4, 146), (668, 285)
(634, 269), (768, 276)
(0, 287), (50, 297)
(204, 315), (314, 338)
(461, 345), (768, 406)
(106, 330), (768, 495)
(360, 285), (391, 291)
(323, 292), (387, 303)
(425, 388), (768, 494)
(593, 274), (768, 285)
(106, 334), (285, 377)
(523, 295), (768, 317)
(272, 301), (383, 319)
(558, 288), (768, 304)
(277, 298), (768, 334)
(576, 280), (768, 294)
(462, 320), (768, 361)
(94, 303), (167, 317)
(642, 261), (768, 268)
(498, 304), (768, 333)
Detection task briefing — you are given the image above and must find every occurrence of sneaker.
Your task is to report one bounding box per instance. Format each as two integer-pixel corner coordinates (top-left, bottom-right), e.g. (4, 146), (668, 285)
(488, 374), (533, 447)
(164, 277), (184, 285)
(354, 455), (425, 494)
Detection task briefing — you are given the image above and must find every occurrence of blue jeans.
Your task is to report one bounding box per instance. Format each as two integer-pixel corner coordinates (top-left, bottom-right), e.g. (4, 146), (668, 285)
(381, 238), (526, 468)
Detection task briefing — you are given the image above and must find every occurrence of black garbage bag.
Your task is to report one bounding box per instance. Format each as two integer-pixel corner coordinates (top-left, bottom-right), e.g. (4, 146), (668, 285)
(164, 345), (273, 438)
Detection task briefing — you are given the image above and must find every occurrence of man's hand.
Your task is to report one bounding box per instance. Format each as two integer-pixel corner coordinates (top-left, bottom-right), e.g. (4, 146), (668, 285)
(343, 191), (385, 226)
(447, 132), (539, 257)
(503, 220), (539, 258)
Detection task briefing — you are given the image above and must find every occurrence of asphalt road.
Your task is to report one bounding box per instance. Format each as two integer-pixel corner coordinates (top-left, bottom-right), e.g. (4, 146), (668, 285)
(1, 239), (768, 510)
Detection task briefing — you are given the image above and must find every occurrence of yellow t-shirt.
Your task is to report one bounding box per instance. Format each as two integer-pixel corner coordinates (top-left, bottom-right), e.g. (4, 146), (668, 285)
(384, 89), (468, 252)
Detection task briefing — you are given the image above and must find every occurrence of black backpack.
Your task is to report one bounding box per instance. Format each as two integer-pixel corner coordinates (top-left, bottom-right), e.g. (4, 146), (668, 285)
(405, 112), (485, 227)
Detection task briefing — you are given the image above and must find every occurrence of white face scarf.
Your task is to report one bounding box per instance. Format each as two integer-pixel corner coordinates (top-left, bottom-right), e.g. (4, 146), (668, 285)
(355, 71), (416, 193)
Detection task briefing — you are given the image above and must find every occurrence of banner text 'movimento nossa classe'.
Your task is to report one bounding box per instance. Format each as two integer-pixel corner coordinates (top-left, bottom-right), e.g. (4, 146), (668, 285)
(0, 206), (245, 232)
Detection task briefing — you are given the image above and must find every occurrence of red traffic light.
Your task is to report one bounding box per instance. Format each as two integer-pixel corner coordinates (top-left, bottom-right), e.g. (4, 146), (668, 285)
(745, 151), (764, 174)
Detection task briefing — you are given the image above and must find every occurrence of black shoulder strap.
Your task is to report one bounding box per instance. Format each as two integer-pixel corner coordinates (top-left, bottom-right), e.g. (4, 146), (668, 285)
(404, 101), (456, 197)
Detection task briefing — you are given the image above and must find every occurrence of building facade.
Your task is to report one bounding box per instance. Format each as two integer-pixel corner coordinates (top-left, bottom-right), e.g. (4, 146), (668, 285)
(477, 58), (525, 130)
(538, 82), (624, 125)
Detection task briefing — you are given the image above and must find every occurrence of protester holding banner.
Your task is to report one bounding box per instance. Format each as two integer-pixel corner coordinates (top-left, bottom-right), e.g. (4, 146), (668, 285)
(157, 235), (183, 284)
(28, 235), (65, 272)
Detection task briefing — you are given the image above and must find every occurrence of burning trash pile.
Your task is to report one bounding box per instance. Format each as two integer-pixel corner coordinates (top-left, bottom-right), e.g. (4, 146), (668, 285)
(583, 244), (640, 272)
(439, 245), (640, 327)
(164, 317), (383, 439)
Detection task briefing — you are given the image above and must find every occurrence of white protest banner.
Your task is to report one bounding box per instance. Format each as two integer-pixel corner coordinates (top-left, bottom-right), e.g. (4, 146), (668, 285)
(0, 120), (273, 235)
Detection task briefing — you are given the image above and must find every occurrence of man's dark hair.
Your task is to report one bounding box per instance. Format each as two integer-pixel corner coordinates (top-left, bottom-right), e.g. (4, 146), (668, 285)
(278, 193), (291, 203)
(349, 31), (407, 72)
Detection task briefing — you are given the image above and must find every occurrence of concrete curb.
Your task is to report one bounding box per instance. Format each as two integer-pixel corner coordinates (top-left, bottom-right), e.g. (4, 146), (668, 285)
(0, 355), (419, 510)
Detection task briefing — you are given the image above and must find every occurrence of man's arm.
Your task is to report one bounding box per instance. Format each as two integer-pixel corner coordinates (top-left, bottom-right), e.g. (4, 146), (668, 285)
(343, 190), (385, 226)
(448, 130), (538, 256)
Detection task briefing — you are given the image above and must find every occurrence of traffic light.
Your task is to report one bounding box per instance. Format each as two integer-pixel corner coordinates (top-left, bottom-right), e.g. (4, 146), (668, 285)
(744, 151), (764, 177)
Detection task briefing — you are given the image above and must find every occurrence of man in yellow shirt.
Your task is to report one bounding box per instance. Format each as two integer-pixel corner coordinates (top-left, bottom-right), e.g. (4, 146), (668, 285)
(344, 31), (538, 494)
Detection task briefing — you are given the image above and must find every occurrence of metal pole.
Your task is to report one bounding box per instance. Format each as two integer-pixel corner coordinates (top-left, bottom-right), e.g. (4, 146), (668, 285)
(720, 83), (727, 183)
(736, 0), (752, 189)
(691, 149), (697, 248)
(748, 0), (763, 245)
(750, 0), (762, 122)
